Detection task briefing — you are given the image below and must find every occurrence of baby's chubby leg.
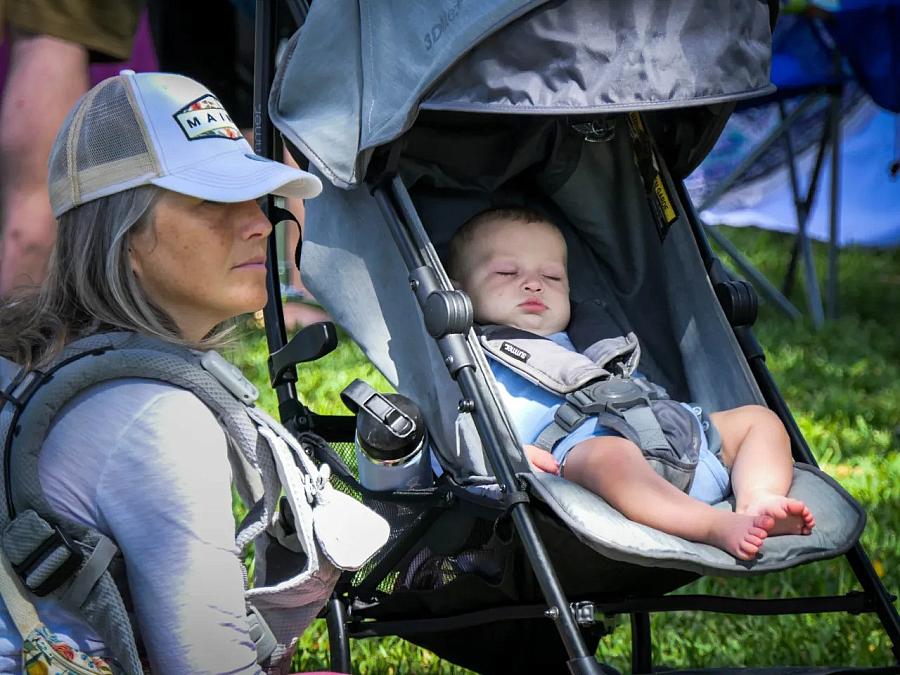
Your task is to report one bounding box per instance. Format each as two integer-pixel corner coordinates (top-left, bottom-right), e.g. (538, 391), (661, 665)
(712, 405), (815, 536)
(563, 436), (773, 560)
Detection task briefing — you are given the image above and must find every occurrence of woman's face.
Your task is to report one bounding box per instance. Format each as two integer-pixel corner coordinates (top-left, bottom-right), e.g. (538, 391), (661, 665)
(129, 191), (273, 340)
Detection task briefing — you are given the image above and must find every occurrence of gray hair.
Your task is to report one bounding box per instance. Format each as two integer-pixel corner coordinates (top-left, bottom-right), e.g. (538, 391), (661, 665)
(0, 185), (231, 369)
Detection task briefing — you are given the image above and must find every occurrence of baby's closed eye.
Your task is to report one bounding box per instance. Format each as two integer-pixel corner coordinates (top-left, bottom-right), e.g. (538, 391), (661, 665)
(541, 267), (565, 281)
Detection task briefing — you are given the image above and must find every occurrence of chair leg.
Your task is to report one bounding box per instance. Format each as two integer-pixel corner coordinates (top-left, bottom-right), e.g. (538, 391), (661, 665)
(631, 612), (652, 674)
(326, 594), (352, 673)
(846, 545), (900, 661)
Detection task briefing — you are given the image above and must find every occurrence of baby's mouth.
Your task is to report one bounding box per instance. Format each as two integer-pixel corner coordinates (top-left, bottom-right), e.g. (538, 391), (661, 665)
(519, 299), (547, 312)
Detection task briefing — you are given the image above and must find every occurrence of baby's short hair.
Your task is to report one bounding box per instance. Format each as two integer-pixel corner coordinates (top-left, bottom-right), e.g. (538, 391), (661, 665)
(446, 206), (557, 280)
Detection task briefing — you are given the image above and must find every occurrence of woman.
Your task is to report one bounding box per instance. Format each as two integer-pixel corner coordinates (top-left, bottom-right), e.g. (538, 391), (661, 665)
(0, 71), (334, 674)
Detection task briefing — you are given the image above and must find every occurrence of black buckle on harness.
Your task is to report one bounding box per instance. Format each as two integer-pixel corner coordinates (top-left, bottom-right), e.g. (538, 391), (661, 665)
(566, 379), (650, 416)
(13, 525), (84, 596)
(553, 403), (588, 434)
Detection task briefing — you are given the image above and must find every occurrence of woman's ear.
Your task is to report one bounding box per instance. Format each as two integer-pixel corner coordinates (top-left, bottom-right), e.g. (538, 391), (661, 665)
(127, 243), (141, 278)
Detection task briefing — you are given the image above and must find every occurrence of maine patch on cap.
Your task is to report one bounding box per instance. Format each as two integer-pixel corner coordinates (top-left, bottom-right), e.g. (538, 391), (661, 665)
(174, 94), (242, 141)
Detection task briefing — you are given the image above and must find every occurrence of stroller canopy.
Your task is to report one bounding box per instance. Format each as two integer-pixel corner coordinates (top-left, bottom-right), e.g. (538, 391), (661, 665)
(271, 0), (776, 189)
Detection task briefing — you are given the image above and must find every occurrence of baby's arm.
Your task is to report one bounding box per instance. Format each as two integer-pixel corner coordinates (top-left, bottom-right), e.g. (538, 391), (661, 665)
(524, 444), (560, 474)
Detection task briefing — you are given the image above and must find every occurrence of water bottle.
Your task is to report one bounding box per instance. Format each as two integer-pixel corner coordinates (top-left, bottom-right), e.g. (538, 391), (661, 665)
(341, 380), (433, 492)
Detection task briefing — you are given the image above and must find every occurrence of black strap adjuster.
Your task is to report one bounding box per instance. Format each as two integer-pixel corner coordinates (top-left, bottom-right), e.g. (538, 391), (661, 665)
(553, 403), (588, 434)
(13, 525), (84, 596)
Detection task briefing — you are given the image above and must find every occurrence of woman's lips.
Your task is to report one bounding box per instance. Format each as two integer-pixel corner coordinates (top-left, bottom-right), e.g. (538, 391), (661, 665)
(234, 256), (267, 269)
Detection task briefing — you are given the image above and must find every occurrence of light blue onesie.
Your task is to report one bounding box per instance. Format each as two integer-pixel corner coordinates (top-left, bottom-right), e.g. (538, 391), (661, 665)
(489, 331), (731, 504)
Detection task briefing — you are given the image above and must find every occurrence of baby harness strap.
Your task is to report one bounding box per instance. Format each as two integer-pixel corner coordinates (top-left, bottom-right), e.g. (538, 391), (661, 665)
(478, 325), (701, 492)
(0, 332), (387, 674)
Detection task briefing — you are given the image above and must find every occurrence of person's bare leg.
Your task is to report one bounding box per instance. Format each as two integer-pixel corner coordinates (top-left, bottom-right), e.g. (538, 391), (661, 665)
(712, 405), (815, 536)
(278, 148), (328, 328)
(0, 32), (89, 296)
(563, 436), (773, 560)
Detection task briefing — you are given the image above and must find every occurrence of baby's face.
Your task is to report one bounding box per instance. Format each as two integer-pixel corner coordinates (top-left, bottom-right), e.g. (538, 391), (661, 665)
(457, 218), (570, 336)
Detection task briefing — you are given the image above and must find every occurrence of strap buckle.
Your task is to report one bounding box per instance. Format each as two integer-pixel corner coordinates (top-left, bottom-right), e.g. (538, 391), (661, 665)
(566, 378), (650, 416)
(13, 524), (84, 596)
(246, 604), (277, 667)
(553, 403), (588, 434)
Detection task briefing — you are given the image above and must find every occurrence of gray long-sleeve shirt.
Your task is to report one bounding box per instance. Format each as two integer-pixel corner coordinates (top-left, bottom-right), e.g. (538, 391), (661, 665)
(0, 378), (261, 674)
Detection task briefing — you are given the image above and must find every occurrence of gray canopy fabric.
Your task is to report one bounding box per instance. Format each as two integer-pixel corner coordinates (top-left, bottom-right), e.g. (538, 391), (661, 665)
(270, 0), (775, 189)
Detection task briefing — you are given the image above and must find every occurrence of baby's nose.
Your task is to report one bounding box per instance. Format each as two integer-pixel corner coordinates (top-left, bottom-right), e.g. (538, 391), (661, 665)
(523, 275), (543, 291)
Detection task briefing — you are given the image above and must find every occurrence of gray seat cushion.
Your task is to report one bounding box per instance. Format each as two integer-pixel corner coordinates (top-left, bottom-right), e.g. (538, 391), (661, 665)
(524, 463), (864, 576)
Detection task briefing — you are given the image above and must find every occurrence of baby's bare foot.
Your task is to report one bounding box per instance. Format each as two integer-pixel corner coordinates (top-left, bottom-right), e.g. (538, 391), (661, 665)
(743, 495), (815, 536)
(709, 512), (773, 561)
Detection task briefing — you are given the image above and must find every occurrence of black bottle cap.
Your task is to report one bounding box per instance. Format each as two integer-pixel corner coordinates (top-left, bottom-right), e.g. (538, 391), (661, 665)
(356, 393), (426, 462)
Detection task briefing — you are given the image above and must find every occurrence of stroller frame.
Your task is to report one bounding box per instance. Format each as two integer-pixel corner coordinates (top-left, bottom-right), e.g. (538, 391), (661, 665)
(252, 1), (900, 672)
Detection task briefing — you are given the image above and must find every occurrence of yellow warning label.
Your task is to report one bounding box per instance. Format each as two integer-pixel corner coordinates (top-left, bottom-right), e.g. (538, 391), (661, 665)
(653, 175), (677, 224)
(628, 111), (644, 134)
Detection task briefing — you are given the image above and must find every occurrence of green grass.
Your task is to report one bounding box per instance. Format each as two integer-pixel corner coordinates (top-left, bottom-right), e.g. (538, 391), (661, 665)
(228, 227), (899, 673)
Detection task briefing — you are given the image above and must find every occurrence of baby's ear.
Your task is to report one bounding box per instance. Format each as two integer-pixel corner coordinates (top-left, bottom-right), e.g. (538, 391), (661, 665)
(449, 278), (463, 291)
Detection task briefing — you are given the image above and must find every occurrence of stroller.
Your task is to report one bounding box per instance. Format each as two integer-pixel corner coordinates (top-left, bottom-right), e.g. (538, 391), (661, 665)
(252, 1), (900, 672)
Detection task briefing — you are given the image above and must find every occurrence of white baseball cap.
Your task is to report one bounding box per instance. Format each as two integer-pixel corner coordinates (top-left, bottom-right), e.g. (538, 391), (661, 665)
(48, 70), (322, 218)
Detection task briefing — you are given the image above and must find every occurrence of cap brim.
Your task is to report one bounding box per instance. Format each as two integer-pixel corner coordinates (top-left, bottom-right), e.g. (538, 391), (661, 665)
(151, 150), (322, 202)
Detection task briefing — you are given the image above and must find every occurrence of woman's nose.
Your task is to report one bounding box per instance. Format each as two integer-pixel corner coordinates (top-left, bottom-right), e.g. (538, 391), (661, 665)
(238, 200), (273, 239)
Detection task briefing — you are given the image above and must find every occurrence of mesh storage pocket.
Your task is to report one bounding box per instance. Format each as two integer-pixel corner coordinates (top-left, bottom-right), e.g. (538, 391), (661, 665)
(315, 440), (447, 594)
(394, 516), (509, 593)
(308, 435), (513, 599)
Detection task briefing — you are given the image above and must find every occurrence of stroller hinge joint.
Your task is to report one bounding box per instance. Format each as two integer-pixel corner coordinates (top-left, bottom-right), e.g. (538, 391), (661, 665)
(571, 601), (597, 627)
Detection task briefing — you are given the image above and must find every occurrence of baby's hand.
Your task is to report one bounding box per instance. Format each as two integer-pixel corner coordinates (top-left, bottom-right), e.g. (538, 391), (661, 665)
(524, 444), (560, 474)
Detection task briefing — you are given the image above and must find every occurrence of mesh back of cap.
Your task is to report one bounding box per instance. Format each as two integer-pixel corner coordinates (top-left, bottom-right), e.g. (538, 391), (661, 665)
(48, 78), (159, 217)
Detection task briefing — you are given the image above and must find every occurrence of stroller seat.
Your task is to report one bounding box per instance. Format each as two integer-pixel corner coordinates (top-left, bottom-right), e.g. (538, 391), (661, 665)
(297, 108), (865, 574)
(288, 113), (875, 672)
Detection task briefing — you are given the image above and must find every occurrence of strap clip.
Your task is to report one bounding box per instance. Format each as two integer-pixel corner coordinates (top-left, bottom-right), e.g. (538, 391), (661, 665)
(13, 524), (83, 597)
(567, 378), (650, 416)
(553, 403), (588, 434)
(246, 604), (277, 667)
